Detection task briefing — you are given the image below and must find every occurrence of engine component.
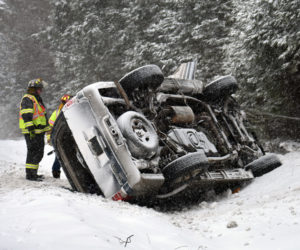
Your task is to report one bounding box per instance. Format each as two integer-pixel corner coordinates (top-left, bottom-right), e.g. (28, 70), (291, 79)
(117, 111), (159, 159)
(169, 106), (195, 124)
(168, 128), (218, 154)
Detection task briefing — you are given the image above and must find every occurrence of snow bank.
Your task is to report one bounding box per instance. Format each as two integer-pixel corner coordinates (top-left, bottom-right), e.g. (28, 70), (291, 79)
(0, 140), (200, 250)
(170, 151), (300, 249)
(0, 139), (300, 249)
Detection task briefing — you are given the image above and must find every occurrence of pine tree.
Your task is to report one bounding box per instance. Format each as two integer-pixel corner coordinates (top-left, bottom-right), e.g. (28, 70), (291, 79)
(230, 0), (300, 138)
(0, 0), (55, 138)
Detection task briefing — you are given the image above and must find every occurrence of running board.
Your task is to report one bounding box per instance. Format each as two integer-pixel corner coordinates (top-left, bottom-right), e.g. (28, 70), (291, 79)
(157, 168), (253, 198)
(199, 168), (254, 182)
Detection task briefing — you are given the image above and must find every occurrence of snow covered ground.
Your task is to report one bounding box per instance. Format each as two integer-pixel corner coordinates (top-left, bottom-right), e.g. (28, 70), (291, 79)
(0, 139), (300, 250)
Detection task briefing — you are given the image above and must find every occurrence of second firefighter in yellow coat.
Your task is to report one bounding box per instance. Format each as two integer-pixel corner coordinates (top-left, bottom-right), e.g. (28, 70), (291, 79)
(47, 94), (72, 178)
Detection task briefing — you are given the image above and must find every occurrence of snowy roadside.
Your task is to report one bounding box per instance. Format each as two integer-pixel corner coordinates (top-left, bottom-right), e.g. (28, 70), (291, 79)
(0, 140), (202, 250)
(169, 151), (300, 249)
(0, 139), (300, 250)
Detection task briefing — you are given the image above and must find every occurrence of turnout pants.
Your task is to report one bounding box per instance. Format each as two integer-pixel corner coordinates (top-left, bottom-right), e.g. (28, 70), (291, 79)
(24, 133), (45, 170)
(52, 156), (61, 172)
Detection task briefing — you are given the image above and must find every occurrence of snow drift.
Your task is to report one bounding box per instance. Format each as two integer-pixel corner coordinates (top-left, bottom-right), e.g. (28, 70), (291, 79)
(0, 139), (300, 249)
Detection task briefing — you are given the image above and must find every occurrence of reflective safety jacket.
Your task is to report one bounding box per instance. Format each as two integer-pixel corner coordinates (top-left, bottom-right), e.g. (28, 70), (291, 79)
(19, 94), (50, 134)
(46, 103), (64, 142)
(48, 104), (63, 128)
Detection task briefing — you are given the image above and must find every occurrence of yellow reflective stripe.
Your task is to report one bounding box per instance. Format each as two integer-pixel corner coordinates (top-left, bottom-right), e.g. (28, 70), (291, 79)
(34, 129), (44, 133)
(24, 94), (37, 102)
(34, 129), (49, 133)
(26, 163), (39, 169)
(20, 109), (34, 114)
(33, 114), (45, 120)
(26, 163), (38, 167)
(43, 126), (51, 132)
(21, 128), (48, 134)
(26, 166), (38, 169)
(24, 121), (34, 127)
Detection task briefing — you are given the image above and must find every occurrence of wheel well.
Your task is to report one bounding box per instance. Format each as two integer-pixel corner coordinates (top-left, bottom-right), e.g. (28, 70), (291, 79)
(52, 113), (102, 195)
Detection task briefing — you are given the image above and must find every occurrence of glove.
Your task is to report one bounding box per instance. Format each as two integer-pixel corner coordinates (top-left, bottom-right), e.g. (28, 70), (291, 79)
(48, 138), (52, 146)
(46, 132), (52, 146)
(29, 130), (35, 140)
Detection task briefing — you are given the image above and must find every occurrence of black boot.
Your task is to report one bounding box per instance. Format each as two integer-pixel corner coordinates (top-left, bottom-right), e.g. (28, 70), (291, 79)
(26, 169), (43, 181)
(37, 174), (45, 179)
(52, 170), (61, 179)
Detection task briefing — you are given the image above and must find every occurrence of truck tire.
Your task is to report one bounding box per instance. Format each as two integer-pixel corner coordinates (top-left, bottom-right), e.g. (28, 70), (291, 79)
(203, 75), (238, 102)
(245, 154), (282, 177)
(162, 151), (208, 181)
(119, 65), (164, 91)
(117, 111), (159, 159)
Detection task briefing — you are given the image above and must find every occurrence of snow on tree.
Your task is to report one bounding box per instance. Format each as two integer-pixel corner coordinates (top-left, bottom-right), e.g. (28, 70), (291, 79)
(0, 0), (299, 139)
(228, 0), (300, 138)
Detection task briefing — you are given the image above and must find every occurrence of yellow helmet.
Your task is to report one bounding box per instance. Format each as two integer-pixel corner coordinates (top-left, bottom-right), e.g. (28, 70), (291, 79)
(60, 94), (72, 104)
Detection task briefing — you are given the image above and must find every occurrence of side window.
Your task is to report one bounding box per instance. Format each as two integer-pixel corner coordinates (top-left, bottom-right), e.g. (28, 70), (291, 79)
(98, 88), (120, 98)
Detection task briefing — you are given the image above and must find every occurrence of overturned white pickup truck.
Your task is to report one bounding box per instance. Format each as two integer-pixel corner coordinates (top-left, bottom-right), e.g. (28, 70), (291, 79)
(52, 63), (281, 201)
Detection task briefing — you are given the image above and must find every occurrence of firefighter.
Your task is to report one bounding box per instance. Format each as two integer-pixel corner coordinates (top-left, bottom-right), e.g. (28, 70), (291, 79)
(46, 94), (72, 178)
(19, 78), (51, 181)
